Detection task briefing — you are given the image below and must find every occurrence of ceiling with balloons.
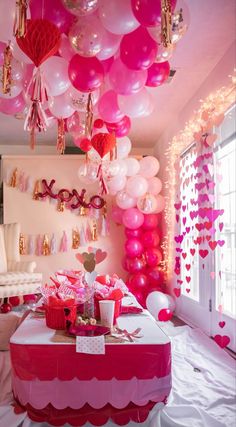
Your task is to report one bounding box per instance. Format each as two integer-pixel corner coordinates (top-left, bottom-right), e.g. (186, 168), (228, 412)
(0, 0), (235, 149)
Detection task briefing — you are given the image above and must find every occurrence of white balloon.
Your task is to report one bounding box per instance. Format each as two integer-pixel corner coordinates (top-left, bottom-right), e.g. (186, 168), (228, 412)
(139, 156), (160, 178)
(118, 89), (152, 118)
(78, 163), (98, 185)
(126, 175), (148, 198)
(116, 136), (132, 159)
(98, 0), (139, 35)
(107, 175), (127, 195)
(124, 157), (140, 176)
(41, 57), (71, 96)
(146, 291), (169, 320)
(107, 159), (127, 177)
(116, 190), (137, 209)
(166, 295), (176, 312)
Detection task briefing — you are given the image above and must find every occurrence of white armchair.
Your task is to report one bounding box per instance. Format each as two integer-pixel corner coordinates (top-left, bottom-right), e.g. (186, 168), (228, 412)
(0, 223), (42, 299)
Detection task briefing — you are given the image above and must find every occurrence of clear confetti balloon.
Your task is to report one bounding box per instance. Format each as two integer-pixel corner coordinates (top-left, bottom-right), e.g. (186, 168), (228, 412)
(62, 0), (99, 16)
(69, 15), (104, 57)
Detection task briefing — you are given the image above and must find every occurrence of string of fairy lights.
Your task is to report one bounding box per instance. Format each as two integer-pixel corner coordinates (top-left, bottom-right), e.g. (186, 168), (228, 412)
(161, 72), (236, 280)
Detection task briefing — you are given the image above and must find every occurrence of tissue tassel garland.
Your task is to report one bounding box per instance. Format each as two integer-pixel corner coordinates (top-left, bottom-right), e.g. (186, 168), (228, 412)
(60, 231), (68, 252)
(19, 233), (26, 255)
(33, 180), (41, 200)
(91, 221), (98, 241)
(50, 234), (57, 255)
(2, 43), (12, 95)
(10, 168), (18, 188)
(42, 234), (50, 256)
(72, 229), (80, 249)
(57, 118), (66, 154)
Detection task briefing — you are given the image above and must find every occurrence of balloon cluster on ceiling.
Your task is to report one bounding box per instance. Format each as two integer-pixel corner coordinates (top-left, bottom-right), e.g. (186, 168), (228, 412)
(0, 0), (189, 152)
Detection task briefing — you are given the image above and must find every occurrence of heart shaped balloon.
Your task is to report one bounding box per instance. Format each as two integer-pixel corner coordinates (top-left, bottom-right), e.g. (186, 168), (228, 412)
(16, 19), (61, 67)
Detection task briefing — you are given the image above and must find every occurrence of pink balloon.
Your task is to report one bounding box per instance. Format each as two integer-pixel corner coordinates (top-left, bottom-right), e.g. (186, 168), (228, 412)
(0, 0), (16, 42)
(41, 57), (71, 96)
(69, 54), (104, 92)
(126, 175), (148, 198)
(120, 27), (158, 70)
(146, 61), (170, 87)
(141, 230), (160, 248)
(148, 177), (163, 195)
(145, 247), (163, 267)
(122, 208), (144, 230)
(98, 90), (124, 123)
(105, 115), (131, 138)
(118, 89), (153, 118)
(142, 214), (159, 230)
(125, 238), (144, 258)
(131, 0), (176, 27)
(125, 228), (143, 239)
(116, 190), (137, 210)
(48, 90), (75, 119)
(66, 111), (80, 136)
(97, 30), (121, 60)
(109, 58), (147, 95)
(111, 206), (124, 224)
(0, 93), (26, 115)
(123, 256), (146, 274)
(98, 0), (139, 35)
(29, 0), (75, 34)
(59, 34), (75, 62)
(0, 41), (6, 66)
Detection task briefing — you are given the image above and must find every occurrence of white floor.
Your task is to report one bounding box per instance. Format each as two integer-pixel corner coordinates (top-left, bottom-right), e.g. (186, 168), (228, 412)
(0, 324), (235, 427)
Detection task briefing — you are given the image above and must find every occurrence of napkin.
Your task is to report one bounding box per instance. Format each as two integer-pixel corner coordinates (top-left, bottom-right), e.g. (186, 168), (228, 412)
(76, 335), (105, 354)
(120, 306), (143, 315)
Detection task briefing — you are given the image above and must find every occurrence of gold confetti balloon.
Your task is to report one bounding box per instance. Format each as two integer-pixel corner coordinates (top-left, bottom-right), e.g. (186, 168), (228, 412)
(62, 0), (99, 16)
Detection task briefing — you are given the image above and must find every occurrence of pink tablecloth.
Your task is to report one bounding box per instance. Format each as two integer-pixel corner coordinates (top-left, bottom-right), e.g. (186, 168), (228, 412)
(10, 294), (171, 426)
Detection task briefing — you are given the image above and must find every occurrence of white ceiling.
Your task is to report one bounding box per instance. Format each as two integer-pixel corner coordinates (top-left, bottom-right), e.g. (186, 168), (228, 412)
(0, 0), (235, 149)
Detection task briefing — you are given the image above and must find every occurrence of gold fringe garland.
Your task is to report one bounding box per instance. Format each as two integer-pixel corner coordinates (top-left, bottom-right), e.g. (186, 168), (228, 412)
(10, 168), (18, 188)
(85, 93), (93, 138)
(42, 234), (50, 255)
(91, 221), (98, 241)
(19, 233), (26, 255)
(14, 0), (28, 38)
(161, 0), (172, 48)
(2, 43), (13, 95)
(33, 180), (41, 200)
(57, 118), (66, 154)
(72, 229), (80, 249)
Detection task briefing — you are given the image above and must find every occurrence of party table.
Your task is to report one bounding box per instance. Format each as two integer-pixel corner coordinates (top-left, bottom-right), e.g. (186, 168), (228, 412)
(10, 294), (171, 426)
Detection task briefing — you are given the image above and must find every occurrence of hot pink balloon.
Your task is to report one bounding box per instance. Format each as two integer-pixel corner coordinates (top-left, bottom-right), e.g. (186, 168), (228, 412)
(141, 230), (160, 248)
(111, 206), (124, 224)
(142, 214), (159, 230)
(123, 256), (146, 274)
(101, 56), (114, 74)
(128, 273), (148, 291)
(145, 247), (163, 268)
(109, 58), (147, 95)
(120, 27), (158, 70)
(125, 238), (144, 258)
(146, 61), (170, 87)
(30, 0), (75, 34)
(131, 0), (177, 27)
(69, 54), (104, 92)
(125, 228), (143, 239)
(98, 90), (124, 123)
(122, 208), (144, 230)
(105, 115), (131, 138)
(0, 93), (26, 115)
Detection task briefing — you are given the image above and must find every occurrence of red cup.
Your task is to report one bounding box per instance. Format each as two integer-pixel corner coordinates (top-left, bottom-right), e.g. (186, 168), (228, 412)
(45, 304), (77, 330)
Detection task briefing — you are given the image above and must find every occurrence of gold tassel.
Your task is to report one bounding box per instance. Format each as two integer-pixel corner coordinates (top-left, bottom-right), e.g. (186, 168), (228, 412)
(72, 229), (80, 249)
(57, 118), (66, 154)
(2, 43), (13, 95)
(14, 0), (28, 38)
(33, 180), (41, 200)
(103, 202), (107, 218)
(19, 233), (26, 255)
(79, 206), (87, 216)
(42, 234), (50, 255)
(85, 93), (93, 138)
(10, 168), (18, 187)
(57, 200), (65, 212)
(91, 221), (98, 241)
(161, 0), (172, 48)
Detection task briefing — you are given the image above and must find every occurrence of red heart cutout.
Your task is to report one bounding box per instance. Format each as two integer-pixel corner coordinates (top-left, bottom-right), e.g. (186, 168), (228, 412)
(174, 288), (181, 297)
(16, 19), (61, 67)
(177, 280), (183, 285)
(209, 241), (217, 251)
(219, 321), (225, 328)
(214, 334), (230, 348)
(204, 221), (212, 230)
(95, 249), (107, 264)
(186, 276), (191, 283)
(91, 132), (116, 158)
(206, 235), (211, 241)
(174, 268), (181, 275)
(182, 252), (187, 259)
(190, 248), (195, 256)
(186, 288), (190, 293)
(199, 249), (208, 259)
(185, 264), (191, 271)
(76, 253), (84, 263)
